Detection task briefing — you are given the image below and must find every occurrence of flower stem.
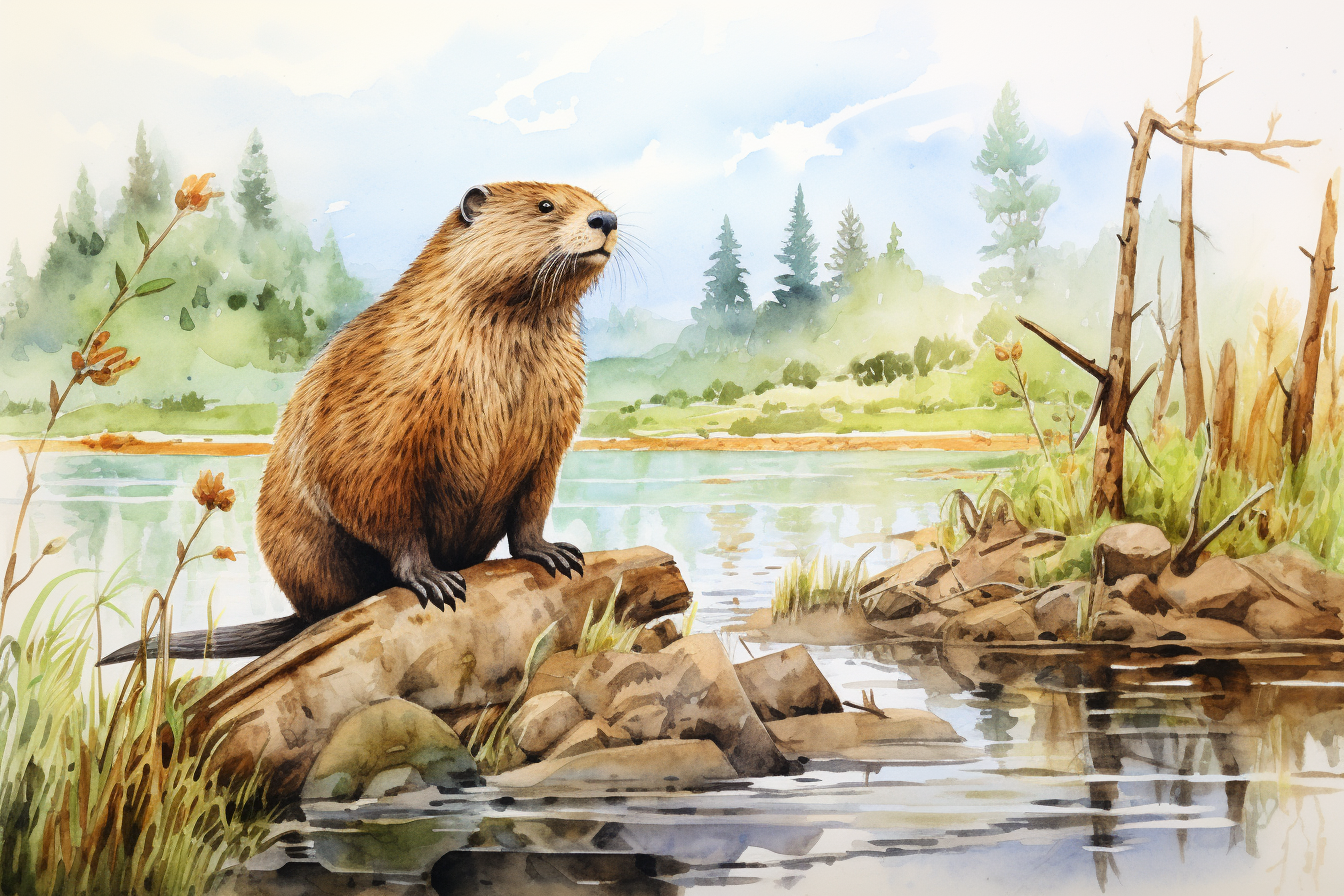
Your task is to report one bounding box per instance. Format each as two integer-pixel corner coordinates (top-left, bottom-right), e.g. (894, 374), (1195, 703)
(0, 209), (191, 639)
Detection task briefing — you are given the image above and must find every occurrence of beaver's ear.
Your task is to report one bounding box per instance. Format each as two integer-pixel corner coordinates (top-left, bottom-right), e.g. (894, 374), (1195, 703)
(459, 185), (490, 225)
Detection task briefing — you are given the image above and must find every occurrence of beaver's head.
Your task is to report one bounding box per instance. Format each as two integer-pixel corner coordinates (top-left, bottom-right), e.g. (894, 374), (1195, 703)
(450, 181), (616, 309)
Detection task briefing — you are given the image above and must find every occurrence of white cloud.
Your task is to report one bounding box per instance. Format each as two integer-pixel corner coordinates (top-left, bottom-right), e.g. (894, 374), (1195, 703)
(512, 98), (580, 134)
(725, 86), (928, 174)
(324, 200), (350, 214)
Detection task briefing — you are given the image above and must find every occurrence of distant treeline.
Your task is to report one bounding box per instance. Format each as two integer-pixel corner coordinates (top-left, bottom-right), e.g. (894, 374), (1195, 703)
(0, 125), (371, 405)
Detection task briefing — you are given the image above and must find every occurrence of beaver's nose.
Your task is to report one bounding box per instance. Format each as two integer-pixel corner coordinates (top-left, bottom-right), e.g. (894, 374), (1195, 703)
(587, 210), (617, 236)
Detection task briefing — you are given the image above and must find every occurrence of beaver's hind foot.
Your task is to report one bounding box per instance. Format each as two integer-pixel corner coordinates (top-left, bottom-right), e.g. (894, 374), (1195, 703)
(398, 565), (466, 611)
(514, 541), (585, 578)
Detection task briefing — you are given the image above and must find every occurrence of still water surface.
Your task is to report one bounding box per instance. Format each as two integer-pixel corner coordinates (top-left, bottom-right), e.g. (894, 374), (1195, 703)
(11, 449), (1344, 894)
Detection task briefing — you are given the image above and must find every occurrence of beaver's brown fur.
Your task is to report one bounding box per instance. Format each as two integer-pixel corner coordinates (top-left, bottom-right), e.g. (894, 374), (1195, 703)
(255, 181), (616, 619)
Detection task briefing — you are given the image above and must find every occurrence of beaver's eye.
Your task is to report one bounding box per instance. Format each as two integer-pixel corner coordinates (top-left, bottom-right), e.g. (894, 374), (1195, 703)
(538, 200), (555, 214)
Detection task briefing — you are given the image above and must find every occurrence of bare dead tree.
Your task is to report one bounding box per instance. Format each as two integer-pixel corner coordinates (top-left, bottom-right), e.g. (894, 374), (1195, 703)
(1282, 171), (1340, 463)
(1175, 19), (1217, 437)
(1018, 71), (1314, 518)
(1150, 258), (1183, 432)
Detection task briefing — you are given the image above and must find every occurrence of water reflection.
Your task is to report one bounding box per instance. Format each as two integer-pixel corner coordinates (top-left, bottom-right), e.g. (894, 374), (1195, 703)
(217, 645), (1344, 895)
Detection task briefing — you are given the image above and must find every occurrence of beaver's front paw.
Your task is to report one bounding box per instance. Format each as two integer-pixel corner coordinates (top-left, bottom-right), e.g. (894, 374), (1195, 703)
(513, 541), (584, 578)
(398, 566), (466, 611)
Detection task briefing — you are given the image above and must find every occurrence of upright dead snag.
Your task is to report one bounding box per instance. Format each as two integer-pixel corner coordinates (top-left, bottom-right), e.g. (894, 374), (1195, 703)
(1209, 340), (1237, 469)
(1150, 259), (1182, 434)
(1282, 171), (1340, 463)
(1175, 19), (1215, 437)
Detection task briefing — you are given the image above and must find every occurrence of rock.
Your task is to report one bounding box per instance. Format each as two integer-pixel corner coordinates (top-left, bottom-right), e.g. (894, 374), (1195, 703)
(1089, 599), (1166, 642)
(546, 718), (632, 761)
(632, 618), (681, 653)
(301, 698), (481, 801)
(733, 646), (842, 722)
(1240, 544), (1344, 614)
(362, 765), (428, 799)
(1094, 523), (1172, 582)
(508, 691), (587, 757)
(1033, 581), (1087, 638)
(608, 704), (669, 742)
(1242, 599), (1344, 640)
(767, 709), (962, 746)
(190, 547), (692, 800)
(526, 634), (791, 777)
(944, 601), (1039, 643)
(1162, 616), (1257, 642)
(1158, 555), (1277, 622)
(766, 711), (975, 762)
(491, 740), (739, 790)
(1108, 574), (1170, 615)
(869, 608), (949, 638)
(862, 507), (1062, 624)
(863, 551), (945, 619)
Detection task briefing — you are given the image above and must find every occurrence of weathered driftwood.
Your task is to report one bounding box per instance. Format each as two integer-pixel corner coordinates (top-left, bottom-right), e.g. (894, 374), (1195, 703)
(188, 547), (691, 799)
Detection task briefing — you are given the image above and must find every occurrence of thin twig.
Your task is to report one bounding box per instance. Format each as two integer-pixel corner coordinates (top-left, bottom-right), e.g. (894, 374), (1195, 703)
(1125, 422), (1163, 481)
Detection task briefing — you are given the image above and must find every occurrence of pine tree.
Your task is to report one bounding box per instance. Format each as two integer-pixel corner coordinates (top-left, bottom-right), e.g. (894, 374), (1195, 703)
(121, 121), (164, 218)
(972, 83), (1059, 303)
(881, 223), (906, 265)
(1, 242), (33, 318)
(67, 166), (101, 247)
(761, 185), (824, 335)
(235, 128), (278, 229)
(825, 201), (869, 298)
(694, 216), (753, 350)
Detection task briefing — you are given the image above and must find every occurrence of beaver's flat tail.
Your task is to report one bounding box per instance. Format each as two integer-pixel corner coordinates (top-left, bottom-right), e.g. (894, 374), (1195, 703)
(97, 615), (309, 665)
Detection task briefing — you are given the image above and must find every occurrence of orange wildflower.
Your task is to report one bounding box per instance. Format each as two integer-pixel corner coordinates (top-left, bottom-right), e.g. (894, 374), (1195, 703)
(192, 471), (236, 512)
(211, 546), (238, 561)
(1011, 342), (1023, 360)
(71, 331), (139, 386)
(994, 345), (1010, 362)
(176, 173), (225, 212)
(991, 381), (1009, 396)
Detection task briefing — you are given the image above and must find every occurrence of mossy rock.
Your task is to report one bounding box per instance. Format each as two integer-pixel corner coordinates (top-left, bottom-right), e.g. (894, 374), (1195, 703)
(302, 698), (481, 801)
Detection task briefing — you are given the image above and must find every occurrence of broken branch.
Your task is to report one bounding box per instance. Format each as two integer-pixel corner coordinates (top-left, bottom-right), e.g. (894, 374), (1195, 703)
(1173, 69), (1233, 115)
(1131, 361), (1160, 398)
(1153, 112), (1319, 169)
(1074, 379), (1108, 450)
(1016, 315), (1109, 381)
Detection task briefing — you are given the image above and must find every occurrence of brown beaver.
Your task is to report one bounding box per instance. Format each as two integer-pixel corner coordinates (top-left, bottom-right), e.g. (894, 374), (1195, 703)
(100, 181), (617, 663)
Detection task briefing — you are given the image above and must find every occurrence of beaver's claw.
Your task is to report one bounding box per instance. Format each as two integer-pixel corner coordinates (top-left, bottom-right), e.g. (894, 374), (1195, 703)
(514, 541), (585, 578)
(401, 567), (466, 612)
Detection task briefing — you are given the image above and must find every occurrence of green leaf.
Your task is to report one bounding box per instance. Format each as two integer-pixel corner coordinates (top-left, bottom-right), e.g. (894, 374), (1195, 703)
(179, 307), (195, 331)
(115, 263), (127, 292)
(134, 277), (175, 296)
(137, 222), (149, 248)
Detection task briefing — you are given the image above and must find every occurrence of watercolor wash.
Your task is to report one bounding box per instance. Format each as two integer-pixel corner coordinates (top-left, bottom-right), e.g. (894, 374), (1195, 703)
(2, 3), (1343, 896)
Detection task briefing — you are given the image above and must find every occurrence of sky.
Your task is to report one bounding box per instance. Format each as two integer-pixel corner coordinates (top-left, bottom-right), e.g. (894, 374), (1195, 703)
(1, 0), (1340, 324)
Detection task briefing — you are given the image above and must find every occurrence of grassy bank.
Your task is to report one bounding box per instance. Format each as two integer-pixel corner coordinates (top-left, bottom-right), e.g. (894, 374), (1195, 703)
(0, 402), (278, 437)
(584, 400), (1033, 438)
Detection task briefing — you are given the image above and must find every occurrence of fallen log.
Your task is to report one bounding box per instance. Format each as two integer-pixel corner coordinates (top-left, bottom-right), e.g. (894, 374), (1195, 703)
(187, 546), (691, 800)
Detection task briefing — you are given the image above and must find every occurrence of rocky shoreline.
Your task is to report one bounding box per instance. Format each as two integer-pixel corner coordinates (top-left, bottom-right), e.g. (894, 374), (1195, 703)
(742, 499), (1344, 651)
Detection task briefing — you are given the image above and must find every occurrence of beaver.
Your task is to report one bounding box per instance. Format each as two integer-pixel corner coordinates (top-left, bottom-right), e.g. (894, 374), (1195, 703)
(100, 181), (617, 663)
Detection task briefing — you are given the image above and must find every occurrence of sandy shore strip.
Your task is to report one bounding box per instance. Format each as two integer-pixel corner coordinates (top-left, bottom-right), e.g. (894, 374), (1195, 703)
(1, 430), (1036, 456)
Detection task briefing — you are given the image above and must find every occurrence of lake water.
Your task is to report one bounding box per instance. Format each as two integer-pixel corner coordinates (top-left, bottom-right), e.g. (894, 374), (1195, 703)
(8, 449), (1344, 895)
